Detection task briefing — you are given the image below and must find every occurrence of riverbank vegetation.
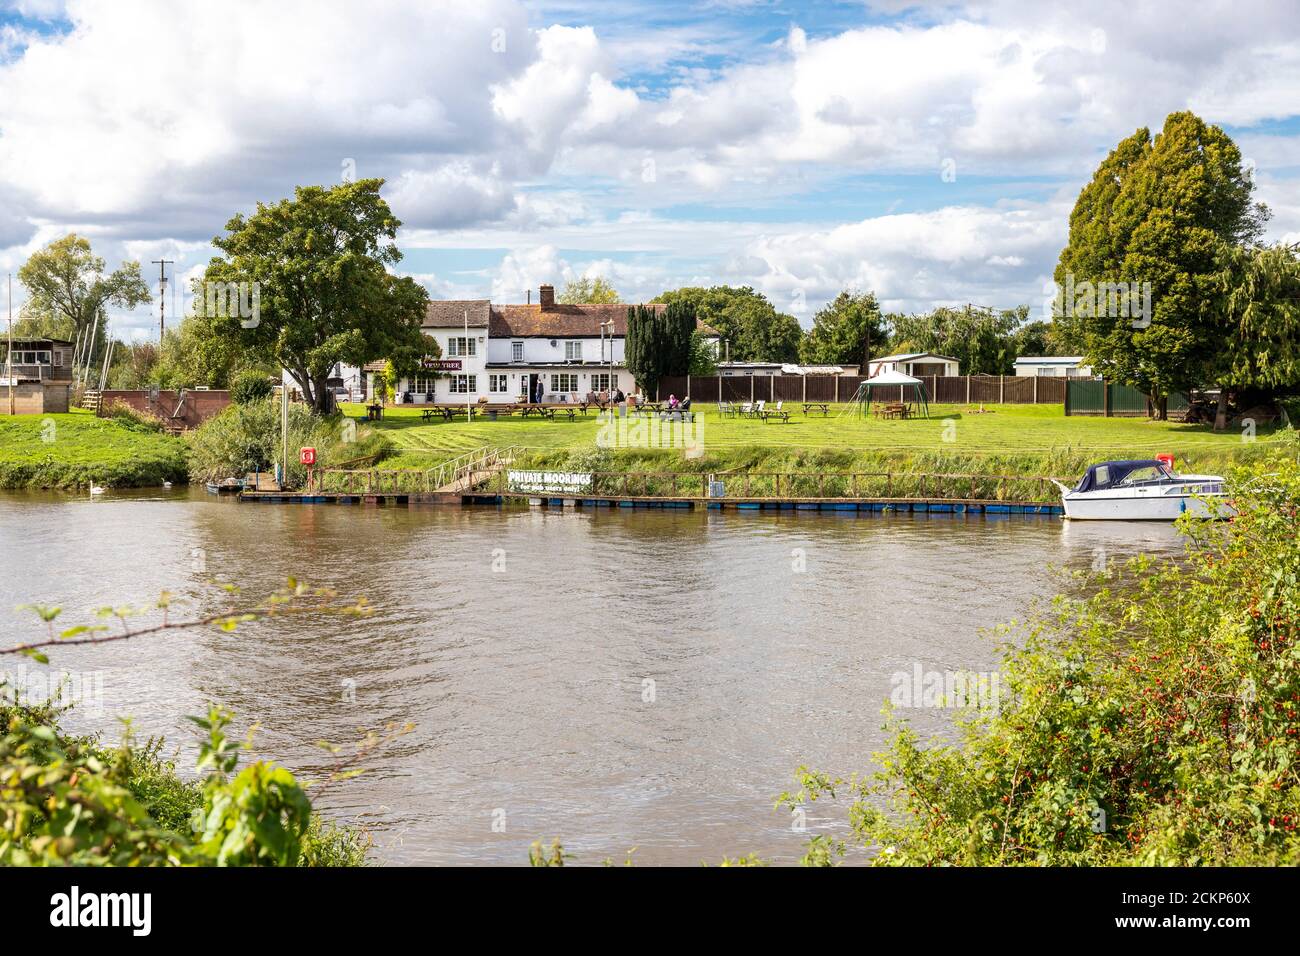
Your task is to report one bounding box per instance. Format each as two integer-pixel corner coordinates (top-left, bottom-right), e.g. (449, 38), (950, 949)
(777, 455), (1300, 865)
(186, 397), (394, 485)
(0, 696), (368, 866)
(0, 410), (188, 490)
(361, 402), (1292, 482)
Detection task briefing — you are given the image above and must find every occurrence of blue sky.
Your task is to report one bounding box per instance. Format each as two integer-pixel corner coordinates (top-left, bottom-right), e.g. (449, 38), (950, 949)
(2, 0), (1298, 339)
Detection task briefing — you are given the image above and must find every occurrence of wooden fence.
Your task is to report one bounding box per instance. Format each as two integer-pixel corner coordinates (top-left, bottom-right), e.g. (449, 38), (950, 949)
(656, 374), (1072, 405)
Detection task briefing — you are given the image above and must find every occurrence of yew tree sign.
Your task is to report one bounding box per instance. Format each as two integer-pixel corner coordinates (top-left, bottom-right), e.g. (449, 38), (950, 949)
(422, 358), (461, 371)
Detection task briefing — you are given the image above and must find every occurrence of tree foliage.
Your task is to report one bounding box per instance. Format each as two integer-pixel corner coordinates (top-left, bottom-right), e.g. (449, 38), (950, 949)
(889, 305), (1024, 374)
(1053, 111), (1269, 415)
(799, 290), (887, 368)
(202, 179), (429, 413)
(652, 286), (800, 362)
(625, 301), (696, 394)
(557, 276), (621, 304)
(17, 234), (151, 369)
(1214, 243), (1300, 396)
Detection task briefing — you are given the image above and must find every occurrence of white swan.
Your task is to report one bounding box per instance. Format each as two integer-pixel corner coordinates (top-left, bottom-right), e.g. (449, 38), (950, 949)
(90, 484), (106, 496)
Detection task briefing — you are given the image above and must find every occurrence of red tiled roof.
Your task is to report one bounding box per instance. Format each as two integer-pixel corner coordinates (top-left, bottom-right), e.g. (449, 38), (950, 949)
(423, 299), (490, 328)
(487, 303), (719, 338)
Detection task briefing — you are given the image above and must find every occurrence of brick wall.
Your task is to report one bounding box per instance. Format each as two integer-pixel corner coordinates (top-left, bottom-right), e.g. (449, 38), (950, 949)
(1, 382), (71, 414)
(98, 389), (231, 429)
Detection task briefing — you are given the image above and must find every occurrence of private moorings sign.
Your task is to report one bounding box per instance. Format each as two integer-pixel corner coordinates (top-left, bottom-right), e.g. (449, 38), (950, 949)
(507, 470), (593, 494)
(421, 357), (461, 371)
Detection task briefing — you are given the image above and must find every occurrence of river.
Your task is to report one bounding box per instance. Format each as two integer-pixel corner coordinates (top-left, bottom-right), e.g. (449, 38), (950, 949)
(0, 489), (1185, 864)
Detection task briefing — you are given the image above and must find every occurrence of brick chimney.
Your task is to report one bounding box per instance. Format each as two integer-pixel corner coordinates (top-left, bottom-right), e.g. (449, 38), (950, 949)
(538, 284), (555, 309)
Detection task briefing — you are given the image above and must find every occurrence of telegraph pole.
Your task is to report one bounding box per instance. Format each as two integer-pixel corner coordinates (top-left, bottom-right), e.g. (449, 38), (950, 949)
(151, 259), (173, 340)
(6, 274), (13, 416)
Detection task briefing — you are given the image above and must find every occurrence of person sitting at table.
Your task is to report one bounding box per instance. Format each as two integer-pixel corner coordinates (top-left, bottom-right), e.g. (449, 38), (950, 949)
(613, 387), (625, 404)
(666, 394), (680, 410)
(585, 389), (597, 405)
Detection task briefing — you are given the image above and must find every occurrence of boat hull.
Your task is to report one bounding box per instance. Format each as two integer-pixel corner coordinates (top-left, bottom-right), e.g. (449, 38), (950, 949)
(1062, 489), (1230, 520)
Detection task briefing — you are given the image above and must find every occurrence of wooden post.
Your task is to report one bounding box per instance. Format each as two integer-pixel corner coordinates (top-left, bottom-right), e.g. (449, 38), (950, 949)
(1033, 376), (1038, 404)
(966, 375), (971, 404)
(835, 376), (840, 402)
(687, 374), (692, 399)
(1103, 381), (1111, 417)
(802, 376), (807, 402)
(750, 376), (754, 401)
(999, 375), (1005, 403)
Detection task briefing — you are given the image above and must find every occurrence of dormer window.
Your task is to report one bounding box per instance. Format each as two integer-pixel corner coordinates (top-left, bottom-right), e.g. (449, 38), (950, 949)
(511, 341), (524, 362)
(564, 341), (581, 361)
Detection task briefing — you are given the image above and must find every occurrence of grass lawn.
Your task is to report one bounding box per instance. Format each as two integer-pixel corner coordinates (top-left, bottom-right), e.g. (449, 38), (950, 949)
(347, 401), (1294, 477)
(0, 408), (190, 489)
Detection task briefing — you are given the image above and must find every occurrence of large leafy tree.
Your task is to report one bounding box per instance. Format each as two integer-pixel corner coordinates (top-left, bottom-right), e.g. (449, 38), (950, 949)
(1054, 111), (1269, 417)
(1212, 243), (1300, 429)
(798, 290), (886, 367)
(17, 234), (151, 368)
(203, 179), (429, 412)
(557, 276), (621, 304)
(652, 286), (801, 362)
(889, 305), (1022, 374)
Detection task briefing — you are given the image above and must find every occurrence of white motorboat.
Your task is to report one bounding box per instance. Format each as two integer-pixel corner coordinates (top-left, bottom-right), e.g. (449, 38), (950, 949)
(1054, 459), (1230, 521)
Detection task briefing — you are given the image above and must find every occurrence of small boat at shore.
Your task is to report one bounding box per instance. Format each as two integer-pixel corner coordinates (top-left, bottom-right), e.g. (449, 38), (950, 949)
(205, 477), (246, 495)
(1053, 458), (1230, 521)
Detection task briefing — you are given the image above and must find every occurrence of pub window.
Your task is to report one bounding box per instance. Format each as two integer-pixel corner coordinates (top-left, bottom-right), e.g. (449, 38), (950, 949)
(489, 374), (510, 393)
(511, 341), (524, 362)
(564, 340), (581, 361)
(447, 337), (476, 357)
(552, 373), (577, 393)
(591, 373), (612, 392)
(448, 374), (477, 394)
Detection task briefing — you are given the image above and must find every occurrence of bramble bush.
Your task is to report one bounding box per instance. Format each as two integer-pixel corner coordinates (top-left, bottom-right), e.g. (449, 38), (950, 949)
(780, 454), (1300, 865)
(0, 696), (368, 867)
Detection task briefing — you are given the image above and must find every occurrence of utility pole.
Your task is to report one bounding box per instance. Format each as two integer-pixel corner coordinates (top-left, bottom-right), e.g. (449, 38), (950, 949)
(6, 274), (13, 416)
(151, 259), (173, 340)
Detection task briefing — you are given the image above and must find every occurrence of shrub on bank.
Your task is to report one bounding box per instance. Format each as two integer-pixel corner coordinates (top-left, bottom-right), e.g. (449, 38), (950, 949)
(0, 697), (367, 866)
(778, 455), (1300, 865)
(186, 397), (394, 485)
(230, 370), (274, 405)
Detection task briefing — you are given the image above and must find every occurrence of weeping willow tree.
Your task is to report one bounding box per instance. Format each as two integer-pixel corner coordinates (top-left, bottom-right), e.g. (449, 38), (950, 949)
(1213, 242), (1300, 429)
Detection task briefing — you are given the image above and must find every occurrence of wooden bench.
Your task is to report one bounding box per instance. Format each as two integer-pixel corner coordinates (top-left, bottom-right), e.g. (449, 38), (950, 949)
(762, 401), (791, 423)
(801, 402), (830, 416)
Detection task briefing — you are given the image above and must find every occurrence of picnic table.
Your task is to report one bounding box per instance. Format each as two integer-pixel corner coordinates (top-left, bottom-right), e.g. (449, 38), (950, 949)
(519, 405), (556, 419)
(366, 403), (384, 421)
(874, 402), (911, 420)
(801, 402), (830, 416)
(421, 406), (455, 422)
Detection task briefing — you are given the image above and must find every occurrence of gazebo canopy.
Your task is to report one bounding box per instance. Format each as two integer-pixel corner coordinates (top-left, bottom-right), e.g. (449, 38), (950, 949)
(846, 370), (930, 418)
(865, 369), (921, 386)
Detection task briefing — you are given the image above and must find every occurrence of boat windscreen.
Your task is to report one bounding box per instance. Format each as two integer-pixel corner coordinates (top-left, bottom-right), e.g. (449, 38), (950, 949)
(1074, 459), (1170, 493)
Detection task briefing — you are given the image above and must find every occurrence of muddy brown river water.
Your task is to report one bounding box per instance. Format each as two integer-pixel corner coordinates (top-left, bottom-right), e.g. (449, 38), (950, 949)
(0, 489), (1184, 864)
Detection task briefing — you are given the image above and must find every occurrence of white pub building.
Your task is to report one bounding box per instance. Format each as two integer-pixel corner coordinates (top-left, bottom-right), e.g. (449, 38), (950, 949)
(308, 283), (715, 405)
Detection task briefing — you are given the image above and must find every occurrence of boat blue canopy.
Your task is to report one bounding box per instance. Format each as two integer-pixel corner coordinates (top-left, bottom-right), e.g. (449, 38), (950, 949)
(1074, 459), (1170, 493)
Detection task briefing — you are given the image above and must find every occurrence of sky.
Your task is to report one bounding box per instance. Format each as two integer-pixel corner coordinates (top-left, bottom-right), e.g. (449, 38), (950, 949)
(1, 0), (1299, 342)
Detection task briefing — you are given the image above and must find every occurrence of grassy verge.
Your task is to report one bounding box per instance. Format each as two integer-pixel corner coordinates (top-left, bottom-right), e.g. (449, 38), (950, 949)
(0, 409), (189, 490)
(350, 402), (1293, 482)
